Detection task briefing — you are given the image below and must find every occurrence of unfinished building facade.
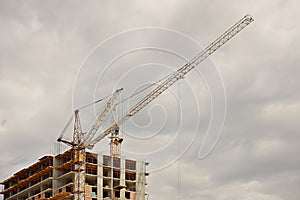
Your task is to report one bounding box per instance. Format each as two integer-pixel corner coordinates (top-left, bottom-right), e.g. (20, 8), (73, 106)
(0, 150), (148, 200)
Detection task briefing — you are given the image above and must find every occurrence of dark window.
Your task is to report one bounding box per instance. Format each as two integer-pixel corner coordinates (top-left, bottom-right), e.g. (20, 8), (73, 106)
(45, 191), (52, 198)
(125, 191), (131, 199)
(125, 172), (136, 181)
(86, 155), (97, 164)
(92, 187), (97, 195)
(113, 180), (120, 187)
(49, 159), (53, 166)
(126, 183), (136, 192)
(113, 157), (120, 168)
(66, 186), (72, 192)
(86, 167), (96, 175)
(113, 170), (120, 178)
(20, 196), (27, 200)
(103, 190), (111, 198)
(103, 156), (111, 166)
(103, 169), (110, 177)
(103, 180), (110, 188)
(125, 160), (136, 170)
(115, 190), (120, 198)
(86, 179), (97, 186)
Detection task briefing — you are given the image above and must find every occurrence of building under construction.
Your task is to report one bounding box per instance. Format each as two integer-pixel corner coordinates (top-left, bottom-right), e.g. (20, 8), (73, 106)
(0, 149), (148, 200)
(0, 14), (254, 200)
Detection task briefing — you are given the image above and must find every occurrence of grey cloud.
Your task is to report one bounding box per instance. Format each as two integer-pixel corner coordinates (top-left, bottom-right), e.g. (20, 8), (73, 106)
(1, 0), (300, 200)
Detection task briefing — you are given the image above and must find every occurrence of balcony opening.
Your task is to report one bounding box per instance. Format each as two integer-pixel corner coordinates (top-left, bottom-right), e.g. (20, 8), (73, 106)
(114, 190), (120, 198)
(66, 186), (72, 193)
(103, 156), (111, 166)
(92, 187), (97, 195)
(103, 190), (111, 198)
(45, 191), (52, 198)
(125, 191), (131, 199)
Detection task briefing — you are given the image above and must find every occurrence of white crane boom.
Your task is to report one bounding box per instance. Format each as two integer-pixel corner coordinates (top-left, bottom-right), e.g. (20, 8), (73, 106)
(85, 14), (254, 149)
(83, 88), (123, 142)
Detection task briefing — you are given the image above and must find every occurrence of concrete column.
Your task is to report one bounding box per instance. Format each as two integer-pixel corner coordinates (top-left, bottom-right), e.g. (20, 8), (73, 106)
(52, 157), (58, 195)
(97, 154), (103, 200)
(136, 161), (145, 200)
(120, 157), (125, 186)
(120, 157), (126, 200)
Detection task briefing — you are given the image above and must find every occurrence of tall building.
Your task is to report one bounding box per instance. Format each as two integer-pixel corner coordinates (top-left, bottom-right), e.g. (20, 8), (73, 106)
(0, 149), (149, 200)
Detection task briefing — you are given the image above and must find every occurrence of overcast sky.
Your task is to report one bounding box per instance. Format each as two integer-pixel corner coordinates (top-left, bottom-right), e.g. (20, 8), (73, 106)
(0, 1), (299, 200)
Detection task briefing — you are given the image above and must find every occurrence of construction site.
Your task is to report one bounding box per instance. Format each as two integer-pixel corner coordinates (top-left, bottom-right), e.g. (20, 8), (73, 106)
(0, 15), (253, 200)
(0, 150), (148, 200)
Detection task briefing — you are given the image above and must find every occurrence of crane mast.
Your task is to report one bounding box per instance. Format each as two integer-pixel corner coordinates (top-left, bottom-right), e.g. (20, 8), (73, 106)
(86, 14), (254, 149)
(73, 110), (85, 200)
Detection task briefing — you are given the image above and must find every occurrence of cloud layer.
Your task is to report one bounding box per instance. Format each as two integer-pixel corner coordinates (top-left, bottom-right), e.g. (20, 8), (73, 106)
(1, 1), (299, 200)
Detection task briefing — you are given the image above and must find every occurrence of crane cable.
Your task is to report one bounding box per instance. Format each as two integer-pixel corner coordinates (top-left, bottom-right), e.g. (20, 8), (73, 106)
(76, 93), (112, 111)
(58, 92), (114, 139)
(59, 68), (180, 140)
(58, 114), (73, 139)
(115, 69), (175, 106)
(84, 69), (181, 140)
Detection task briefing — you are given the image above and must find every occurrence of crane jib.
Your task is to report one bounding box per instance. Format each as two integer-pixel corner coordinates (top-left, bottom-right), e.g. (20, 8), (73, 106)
(85, 14), (254, 149)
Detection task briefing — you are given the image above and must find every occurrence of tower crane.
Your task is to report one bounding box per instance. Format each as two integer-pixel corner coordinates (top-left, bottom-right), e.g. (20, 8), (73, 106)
(57, 88), (123, 200)
(57, 14), (254, 200)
